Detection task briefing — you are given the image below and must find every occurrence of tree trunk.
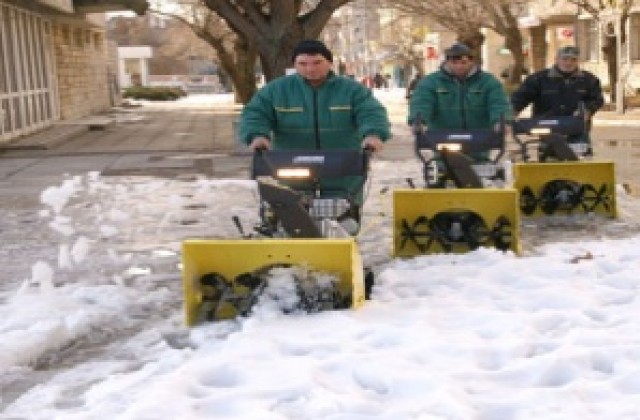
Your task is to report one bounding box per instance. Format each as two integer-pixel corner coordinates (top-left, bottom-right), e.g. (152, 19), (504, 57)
(602, 33), (617, 103)
(529, 24), (547, 72)
(504, 27), (525, 85)
(458, 30), (485, 66)
(256, 31), (305, 81)
(215, 37), (258, 104)
(202, 0), (350, 82)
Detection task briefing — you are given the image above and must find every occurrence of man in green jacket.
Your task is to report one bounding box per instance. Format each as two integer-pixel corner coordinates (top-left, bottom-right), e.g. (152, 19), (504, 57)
(240, 39), (391, 209)
(241, 40), (390, 152)
(408, 42), (511, 135)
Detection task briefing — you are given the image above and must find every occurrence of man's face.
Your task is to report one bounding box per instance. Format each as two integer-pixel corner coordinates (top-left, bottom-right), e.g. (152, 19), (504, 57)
(446, 55), (474, 78)
(294, 54), (332, 83)
(556, 55), (579, 73)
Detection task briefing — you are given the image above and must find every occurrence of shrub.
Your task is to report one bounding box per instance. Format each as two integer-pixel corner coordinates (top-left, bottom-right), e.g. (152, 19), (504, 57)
(122, 86), (187, 101)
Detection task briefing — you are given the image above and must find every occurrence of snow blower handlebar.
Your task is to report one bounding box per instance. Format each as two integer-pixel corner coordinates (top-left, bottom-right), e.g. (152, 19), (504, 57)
(411, 113), (507, 188)
(251, 148), (372, 201)
(412, 113), (506, 166)
(511, 104), (587, 162)
(511, 115), (585, 138)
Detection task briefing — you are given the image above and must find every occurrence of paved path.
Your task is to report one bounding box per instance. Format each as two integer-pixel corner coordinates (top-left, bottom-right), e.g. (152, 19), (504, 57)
(1, 91), (639, 188)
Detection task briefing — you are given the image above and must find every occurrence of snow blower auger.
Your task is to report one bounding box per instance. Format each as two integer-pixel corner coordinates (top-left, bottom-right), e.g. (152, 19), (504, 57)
(512, 114), (616, 218)
(182, 149), (371, 326)
(393, 118), (521, 257)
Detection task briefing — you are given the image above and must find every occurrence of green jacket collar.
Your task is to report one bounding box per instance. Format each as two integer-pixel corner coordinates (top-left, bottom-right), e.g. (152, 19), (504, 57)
(439, 63), (480, 82)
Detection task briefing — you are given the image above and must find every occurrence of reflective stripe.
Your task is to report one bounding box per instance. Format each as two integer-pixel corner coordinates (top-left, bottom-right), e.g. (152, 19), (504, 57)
(275, 107), (303, 112)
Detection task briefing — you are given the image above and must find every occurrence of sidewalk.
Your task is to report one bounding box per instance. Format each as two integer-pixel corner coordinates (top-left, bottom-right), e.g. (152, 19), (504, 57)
(0, 91), (415, 180)
(3, 89), (640, 150)
(0, 98), (243, 154)
(1, 90), (639, 181)
(0, 95), (250, 180)
(593, 107), (640, 125)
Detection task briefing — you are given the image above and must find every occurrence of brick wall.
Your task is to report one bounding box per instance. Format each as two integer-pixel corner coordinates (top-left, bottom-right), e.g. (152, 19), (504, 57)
(52, 20), (111, 120)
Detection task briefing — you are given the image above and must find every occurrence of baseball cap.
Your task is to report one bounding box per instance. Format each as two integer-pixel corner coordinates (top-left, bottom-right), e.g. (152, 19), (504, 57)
(444, 42), (473, 58)
(557, 46), (580, 59)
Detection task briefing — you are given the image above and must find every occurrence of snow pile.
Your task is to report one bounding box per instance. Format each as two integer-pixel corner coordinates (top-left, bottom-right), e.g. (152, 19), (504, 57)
(2, 167), (640, 418)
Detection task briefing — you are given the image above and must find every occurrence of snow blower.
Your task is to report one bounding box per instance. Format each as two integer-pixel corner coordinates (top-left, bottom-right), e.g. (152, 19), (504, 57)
(393, 117), (520, 257)
(512, 114), (616, 218)
(182, 149), (371, 326)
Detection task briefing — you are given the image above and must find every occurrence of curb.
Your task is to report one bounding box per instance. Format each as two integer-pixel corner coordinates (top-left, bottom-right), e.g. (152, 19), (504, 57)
(0, 116), (119, 151)
(0, 124), (89, 151)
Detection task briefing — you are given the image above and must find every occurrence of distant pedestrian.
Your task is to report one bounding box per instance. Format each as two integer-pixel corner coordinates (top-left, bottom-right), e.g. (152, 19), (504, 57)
(384, 74), (392, 89)
(373, 73), (385, 89)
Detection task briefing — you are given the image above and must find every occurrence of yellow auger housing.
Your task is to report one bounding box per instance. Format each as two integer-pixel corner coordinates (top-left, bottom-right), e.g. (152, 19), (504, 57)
(393, 188), (521, 257)
(182, 238), (364, 326)
(513, 161), (616, 218)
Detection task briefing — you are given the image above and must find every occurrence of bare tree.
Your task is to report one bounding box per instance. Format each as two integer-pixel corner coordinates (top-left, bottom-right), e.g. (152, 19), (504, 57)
(565, 0), (636, 103)
(151, 3), (259, 103)
(477, 0), (527, 84)
(368, 8), (428, 80)
(386, 0), (528, 84)
(389, 1), (486, 57)
(200, 0), (353, 81)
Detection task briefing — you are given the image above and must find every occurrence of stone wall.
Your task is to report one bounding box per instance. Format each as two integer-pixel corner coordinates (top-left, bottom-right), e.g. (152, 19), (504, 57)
(51, 18), (111, 119)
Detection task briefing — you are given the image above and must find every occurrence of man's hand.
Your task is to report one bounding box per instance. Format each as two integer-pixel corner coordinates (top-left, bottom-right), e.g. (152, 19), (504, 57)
(494, 122), (512, 139)
(362, 135), (384, 153)
(249, 136), (271, 150)
(574, 109), (592, 122)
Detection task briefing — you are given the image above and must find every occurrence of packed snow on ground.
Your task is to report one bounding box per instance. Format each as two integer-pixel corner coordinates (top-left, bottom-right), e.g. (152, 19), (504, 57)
(2, 156), (640, 419)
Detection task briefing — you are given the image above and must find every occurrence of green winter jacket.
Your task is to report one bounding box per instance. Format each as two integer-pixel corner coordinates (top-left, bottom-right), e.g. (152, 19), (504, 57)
(408, 66), (511, 130)
(240, 71), (390, 149)
(240, 71), (390, 205)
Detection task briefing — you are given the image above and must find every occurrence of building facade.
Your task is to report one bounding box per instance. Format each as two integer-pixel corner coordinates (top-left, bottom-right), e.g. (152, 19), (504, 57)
(0, 0), (146, 144)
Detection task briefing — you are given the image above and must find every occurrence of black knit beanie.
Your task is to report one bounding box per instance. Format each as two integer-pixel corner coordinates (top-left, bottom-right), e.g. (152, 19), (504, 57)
(291, 40), (333, 63)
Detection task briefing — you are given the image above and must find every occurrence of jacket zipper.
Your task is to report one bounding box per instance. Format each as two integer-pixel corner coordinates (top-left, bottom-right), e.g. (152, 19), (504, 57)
(313, 89), (320, 149)
(459, 80), (467, 129)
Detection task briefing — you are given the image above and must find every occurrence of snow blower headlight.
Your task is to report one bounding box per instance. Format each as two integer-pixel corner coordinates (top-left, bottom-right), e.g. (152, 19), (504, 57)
(436, 143), (462, 152)
(530, 127), (552, 135)
(277, 167), (312, 179)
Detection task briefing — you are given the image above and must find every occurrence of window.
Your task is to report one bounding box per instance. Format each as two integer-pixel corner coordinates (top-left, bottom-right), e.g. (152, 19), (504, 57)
(630, 13), (640, 61)
(585, 19), (599, 61)
(578, 19), (599, 61)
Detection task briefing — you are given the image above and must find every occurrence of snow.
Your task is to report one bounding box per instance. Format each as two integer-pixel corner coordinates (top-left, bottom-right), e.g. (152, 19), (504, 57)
(3, 93), (640, 418)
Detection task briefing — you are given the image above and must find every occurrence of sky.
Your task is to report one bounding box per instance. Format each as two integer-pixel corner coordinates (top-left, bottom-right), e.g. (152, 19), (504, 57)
(2, 92), (640, 419)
